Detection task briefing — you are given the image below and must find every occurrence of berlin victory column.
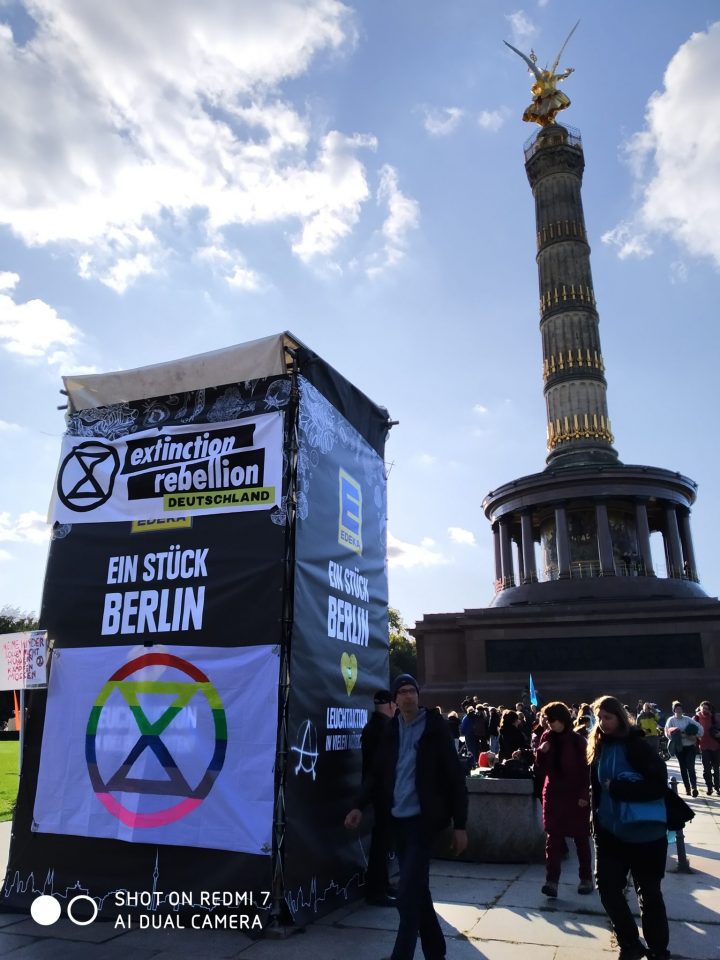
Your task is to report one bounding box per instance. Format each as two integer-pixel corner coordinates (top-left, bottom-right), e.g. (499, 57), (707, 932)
(413, 29), (720, 708)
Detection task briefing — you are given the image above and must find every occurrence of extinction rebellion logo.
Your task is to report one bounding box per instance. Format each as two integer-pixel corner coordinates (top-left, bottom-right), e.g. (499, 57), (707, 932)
(57, 441), (120, 512)
(86, 652), (227, 827)
(52, 414), (282, 522)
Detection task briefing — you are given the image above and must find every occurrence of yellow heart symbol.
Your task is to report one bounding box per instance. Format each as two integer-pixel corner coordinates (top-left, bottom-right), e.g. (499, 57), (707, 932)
(340, 653), (357, 695)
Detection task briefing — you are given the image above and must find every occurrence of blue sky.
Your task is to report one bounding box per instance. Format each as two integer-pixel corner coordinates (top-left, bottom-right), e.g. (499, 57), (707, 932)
(1, 0), (719, 627)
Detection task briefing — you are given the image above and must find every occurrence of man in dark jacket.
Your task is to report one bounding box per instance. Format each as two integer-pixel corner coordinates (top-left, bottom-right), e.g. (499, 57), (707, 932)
(345, 673), (468, 960)
(361, 689), (397, 905)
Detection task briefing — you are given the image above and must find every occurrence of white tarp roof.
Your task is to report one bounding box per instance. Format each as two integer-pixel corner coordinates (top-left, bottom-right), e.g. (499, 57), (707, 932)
(63, 332), (300, 411)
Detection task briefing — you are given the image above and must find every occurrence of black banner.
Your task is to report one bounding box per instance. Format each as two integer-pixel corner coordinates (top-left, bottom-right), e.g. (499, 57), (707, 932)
(283, 377), (389, 924)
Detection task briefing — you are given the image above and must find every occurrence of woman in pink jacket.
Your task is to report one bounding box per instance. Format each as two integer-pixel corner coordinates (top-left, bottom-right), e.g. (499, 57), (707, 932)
(535, 701), (592, 898)
(694, 700), (720, 796)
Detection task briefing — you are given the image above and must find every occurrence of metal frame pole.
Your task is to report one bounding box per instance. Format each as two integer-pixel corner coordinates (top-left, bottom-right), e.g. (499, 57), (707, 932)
(267, 350), (301, 936)
(669, 777), (692, 873)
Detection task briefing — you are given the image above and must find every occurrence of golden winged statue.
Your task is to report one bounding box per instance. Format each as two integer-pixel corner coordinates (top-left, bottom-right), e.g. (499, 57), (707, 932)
(504, 21), (579, 126)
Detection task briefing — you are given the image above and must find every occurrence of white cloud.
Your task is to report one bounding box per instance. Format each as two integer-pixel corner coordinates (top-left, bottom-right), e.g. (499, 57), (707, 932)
(601, 221), (653, 260)
(366, 164), (419, 277)
(0, 2), (392, 289)
(0, 272), (19, 292)
(387, 532), (448, 569)
(0, 419), (22, 432)
(448, 527), (476, 546)
(415, 452), (437, 467)
(473, 403), (489, 415)
(421, 106), (464, 137)
(290, 131), (378, 262)
(506, 11), (537, 47)
(0, 273), (82, 362)
(0, 511), (50, 544)
(477, 109), (507, 133)
(0, 548), (11, 563)
(670, 261), (688, 284)
(197, 243), (264, 291)
(607, 22), (720, 268)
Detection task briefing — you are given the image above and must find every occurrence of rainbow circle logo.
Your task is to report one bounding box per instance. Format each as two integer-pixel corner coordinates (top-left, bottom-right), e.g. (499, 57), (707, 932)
(86, 652), (227, 828)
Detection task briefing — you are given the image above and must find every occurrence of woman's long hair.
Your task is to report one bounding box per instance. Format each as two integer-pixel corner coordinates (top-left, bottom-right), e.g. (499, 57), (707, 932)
(541, 701), (573, 730)
(586, 695), (632, 764)
(499, 708), (518, 730)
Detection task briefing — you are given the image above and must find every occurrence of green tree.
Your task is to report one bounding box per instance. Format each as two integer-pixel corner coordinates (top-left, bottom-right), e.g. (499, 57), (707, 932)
(389, 606), (417, 678)
(0, 606), (38, 634)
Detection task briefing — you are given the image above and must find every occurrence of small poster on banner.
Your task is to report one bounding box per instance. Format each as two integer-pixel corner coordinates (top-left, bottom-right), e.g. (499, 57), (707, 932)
(0, 631), (48, 691)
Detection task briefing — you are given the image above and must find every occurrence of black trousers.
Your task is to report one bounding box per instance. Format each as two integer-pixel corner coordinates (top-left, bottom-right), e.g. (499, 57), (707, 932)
(676, 745), (697, 792)
(700, 748), (720, 792)
(365, 815), (391, 898)
(595, 827), (669, 956)
(390, 816), (445, 960)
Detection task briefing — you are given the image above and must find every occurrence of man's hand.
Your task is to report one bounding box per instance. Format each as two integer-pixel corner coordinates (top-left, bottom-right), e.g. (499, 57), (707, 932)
(538, 741), (551, 754)
(344, 808), (363, 830)
(451, 829), (468, 856)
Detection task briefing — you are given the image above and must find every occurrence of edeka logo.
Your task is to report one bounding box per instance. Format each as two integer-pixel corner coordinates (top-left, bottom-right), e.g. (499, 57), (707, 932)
(338, 469), (362, 555)
(131, 517), (192, 534)
(57, 441), (120, 512)
(86, 653), (227, 827)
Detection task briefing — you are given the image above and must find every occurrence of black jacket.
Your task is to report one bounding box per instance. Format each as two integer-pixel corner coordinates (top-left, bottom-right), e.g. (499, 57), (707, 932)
(358, 708), (468, 834)
(498, 723), (526, 761)
(361, 711), (391, 782)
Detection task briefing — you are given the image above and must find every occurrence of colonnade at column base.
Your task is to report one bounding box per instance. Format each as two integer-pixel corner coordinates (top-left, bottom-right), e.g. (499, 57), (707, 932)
(413, 596), (720, 711)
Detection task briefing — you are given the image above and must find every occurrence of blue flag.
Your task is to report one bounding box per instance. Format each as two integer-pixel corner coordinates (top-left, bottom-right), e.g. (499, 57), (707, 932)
(529, 674), (538, 707)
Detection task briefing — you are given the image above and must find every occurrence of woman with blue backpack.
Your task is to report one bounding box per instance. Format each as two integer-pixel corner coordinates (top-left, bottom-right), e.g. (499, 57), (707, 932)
(589, 695), (670, 960)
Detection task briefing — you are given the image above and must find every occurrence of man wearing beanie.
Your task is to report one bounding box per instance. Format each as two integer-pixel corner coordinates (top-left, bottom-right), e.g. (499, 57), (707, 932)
(345, 674), (468, 960)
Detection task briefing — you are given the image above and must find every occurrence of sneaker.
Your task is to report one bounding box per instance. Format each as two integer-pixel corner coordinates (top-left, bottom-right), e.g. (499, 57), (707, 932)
(365, 894), (397, 907)
(541, 881), (558, 898)
(617, 945), (646, 960)
(577, 879), (594, 895)
(692, 788), (699, 798)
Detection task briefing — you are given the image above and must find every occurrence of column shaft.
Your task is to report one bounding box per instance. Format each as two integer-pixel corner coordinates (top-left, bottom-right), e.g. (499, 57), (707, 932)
(516, 538), (525, 583)
(664, 506), (684, 578)
(521, 512), (537, 584)
(595, 503), (615, 576)
(499, 521), (515, 588)
(555, 505), (571, 579)
(635, 502), (655, 576)
(678, 512), (698, 581)
(493, 524), (502, 589)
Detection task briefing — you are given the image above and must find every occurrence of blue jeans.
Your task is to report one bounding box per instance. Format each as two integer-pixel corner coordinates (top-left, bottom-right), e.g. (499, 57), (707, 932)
(390, 816), (445, 960)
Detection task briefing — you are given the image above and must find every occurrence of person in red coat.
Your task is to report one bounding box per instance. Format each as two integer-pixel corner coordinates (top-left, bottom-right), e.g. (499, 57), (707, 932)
(534, 700), (593, 898)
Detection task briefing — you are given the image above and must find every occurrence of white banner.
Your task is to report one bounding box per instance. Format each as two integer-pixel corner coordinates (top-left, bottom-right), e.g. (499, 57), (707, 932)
(0, 631), (48, 691)
(33, 644), (279, 854)
(49, 412), (283, 524)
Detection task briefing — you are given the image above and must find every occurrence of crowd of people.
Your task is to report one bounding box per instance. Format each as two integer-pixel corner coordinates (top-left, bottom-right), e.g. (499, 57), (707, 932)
(346, 678), (717, 960)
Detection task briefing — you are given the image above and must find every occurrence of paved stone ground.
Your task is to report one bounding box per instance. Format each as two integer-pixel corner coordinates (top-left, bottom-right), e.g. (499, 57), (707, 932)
(1, 759), (718, 959)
